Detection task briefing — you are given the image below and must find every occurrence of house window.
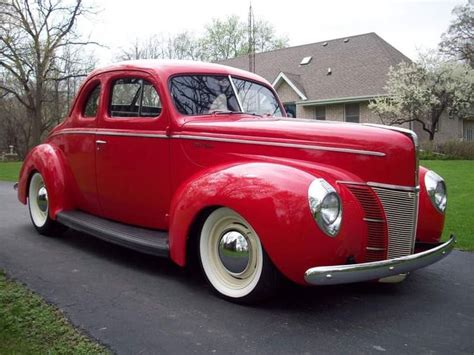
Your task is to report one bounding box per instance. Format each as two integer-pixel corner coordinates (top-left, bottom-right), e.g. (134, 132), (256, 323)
(284, 103), (296, 117)
(345, 103), (360, 123)
(315, 106), (326, 120)
(464, 121), (474, 141)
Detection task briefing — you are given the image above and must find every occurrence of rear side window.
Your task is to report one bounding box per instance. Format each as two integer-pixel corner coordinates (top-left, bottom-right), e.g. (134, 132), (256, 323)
(83, 84), (101, 117)
(109, 78), (161, 118)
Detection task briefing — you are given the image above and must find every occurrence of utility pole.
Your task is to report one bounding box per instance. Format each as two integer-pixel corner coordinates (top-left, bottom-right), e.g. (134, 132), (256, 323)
(248, 3), (256, 73)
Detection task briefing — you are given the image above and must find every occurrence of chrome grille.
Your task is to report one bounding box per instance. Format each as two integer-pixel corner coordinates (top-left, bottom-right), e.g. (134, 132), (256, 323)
(346, 184), (388, 262)
(372, 187), (418, 259)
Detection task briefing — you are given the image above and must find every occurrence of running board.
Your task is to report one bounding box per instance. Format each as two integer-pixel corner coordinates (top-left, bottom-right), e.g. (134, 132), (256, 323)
(56, 210), (169, 257)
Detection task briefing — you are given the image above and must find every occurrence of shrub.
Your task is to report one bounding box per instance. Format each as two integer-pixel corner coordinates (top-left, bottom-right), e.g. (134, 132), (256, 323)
(420, 140), (474, 160)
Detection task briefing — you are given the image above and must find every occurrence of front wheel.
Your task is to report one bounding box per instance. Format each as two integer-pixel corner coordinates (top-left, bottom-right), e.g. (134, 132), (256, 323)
(199, 207), (281, 303)
(28, 172), (65, 236)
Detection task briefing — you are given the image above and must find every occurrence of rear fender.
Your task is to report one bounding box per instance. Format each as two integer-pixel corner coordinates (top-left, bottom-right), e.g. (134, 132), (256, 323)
(18, 144), (74, 219)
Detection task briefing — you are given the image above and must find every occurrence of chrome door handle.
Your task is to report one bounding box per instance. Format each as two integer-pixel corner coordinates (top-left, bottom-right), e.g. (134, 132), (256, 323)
(96, 140), (107, 144)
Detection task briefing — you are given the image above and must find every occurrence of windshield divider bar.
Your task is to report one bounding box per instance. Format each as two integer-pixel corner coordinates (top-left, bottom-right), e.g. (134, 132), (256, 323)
(228, 75), (244, 113)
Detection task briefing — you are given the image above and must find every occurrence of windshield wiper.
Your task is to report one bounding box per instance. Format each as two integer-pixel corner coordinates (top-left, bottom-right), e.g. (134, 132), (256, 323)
(207, 110), (268, 118)
(208, 110), (244, 115)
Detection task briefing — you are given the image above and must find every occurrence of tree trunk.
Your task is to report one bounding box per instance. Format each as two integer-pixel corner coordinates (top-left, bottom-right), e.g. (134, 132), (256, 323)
(428, 130), (435, 141)
(30, 107), (42, 148)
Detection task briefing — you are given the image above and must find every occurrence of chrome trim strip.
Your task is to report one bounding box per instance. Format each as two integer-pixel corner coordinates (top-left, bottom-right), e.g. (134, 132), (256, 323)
(51, 129), (168, 139)
(304, 236), (455, 285)
(337, 180), (419, 192)
(363, 218), (384, 223)
(367, 182), (420, 192)
(367, 247), (386, 251)
(172, 135), (386, 156)
(52, 130), (385, 156)
(97, 131), (168, 138)
(54, 129), (94, 135)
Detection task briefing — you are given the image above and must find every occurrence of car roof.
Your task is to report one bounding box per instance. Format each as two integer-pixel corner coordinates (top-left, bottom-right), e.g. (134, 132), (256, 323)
(89, 59), (271, 85)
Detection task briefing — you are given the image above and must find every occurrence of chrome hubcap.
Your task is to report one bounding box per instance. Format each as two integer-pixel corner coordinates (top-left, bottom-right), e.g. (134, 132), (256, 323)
(37, 186), (48, 213)
(218, 230), (250, 275)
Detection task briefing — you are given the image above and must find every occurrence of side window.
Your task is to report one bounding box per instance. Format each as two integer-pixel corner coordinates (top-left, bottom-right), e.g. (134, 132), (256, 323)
(109, 78), (161, 118)
(83, 84), (101, 118)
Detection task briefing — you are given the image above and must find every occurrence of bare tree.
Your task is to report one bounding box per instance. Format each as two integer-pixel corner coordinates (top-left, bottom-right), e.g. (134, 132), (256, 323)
(117, 15), (289, 63)
(439, 1), (474, 67)
(0, 0), (98, 151)
(118, 32), (204, 62)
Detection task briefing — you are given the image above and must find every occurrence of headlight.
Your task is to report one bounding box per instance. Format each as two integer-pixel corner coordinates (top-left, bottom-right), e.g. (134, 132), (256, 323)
(308, 179), (342, 237)
(424, 170), (447, 213)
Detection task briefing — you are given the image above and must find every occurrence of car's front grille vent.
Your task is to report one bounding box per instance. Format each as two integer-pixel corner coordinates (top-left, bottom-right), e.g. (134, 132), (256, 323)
(346, 185), (387, 262)
(371, 187), (418, 259)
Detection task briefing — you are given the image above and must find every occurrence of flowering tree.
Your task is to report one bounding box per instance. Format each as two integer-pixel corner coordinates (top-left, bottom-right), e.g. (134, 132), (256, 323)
(369, 56), (474, 140)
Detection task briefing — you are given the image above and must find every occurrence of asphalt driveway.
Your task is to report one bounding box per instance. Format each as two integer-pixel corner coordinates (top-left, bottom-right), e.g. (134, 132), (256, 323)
(0, 181), (472, 354)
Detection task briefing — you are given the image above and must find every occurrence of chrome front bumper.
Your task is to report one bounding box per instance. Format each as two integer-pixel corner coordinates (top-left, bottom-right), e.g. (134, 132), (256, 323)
(304, 236), (456, 285)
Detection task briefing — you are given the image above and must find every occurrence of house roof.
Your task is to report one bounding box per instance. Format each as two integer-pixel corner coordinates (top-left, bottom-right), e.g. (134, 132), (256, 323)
(219, 32), (411, 103)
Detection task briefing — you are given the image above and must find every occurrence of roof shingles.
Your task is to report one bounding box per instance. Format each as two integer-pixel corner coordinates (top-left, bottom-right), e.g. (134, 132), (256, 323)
(219, 32), (411, 101)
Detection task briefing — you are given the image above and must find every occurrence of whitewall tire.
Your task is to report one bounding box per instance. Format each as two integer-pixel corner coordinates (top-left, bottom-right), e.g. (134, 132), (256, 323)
(199, 207), (280, 303)
(28, 172), (65, 236)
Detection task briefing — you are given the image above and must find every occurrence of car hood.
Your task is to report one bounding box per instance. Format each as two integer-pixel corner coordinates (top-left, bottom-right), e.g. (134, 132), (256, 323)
(178, 116), (417, 187)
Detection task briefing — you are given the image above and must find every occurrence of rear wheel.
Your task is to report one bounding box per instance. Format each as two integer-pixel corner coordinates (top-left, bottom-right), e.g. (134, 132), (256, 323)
(199, 207), (280, 303)
(28, 172), (65, 236)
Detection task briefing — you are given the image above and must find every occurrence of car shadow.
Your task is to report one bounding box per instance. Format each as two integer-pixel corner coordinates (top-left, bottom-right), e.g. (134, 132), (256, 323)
(46, 227), (436, 313)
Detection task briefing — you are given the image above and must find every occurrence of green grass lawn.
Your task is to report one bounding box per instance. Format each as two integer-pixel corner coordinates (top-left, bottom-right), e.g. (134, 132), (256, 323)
(0, 161), (22, 182)
(0, 270), (108, 354)
(421, 160), (473, 251)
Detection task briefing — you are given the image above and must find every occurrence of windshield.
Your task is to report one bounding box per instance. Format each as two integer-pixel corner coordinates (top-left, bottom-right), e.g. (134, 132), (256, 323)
(170, 75), (283, 117)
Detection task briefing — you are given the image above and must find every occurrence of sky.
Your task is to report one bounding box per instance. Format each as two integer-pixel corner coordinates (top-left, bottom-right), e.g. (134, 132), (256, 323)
(82, 0), (465, 65)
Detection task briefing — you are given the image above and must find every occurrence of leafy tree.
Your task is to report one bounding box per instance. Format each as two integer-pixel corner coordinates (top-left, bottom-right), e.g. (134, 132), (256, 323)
(0, 0), (97, 151)
(200, 15), (289, 61)
(201, 15), (247, 61)
(253, 19), (289, 54)
(439, 1), (474, 67)
(369, 55), (474, 140)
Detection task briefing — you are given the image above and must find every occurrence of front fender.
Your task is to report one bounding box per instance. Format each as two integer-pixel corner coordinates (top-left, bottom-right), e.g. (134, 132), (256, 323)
(168, 162), (366, 284)
(18, 144), (74, 219)
(416, 166), (446, 244)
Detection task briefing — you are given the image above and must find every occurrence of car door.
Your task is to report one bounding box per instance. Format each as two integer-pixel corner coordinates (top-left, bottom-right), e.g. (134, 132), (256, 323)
(61, 77), (102, 215)
(95, 70), (170, 229)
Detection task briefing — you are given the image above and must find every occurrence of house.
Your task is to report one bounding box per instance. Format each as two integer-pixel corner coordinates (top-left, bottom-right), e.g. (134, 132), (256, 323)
(220, 32), (467, 142)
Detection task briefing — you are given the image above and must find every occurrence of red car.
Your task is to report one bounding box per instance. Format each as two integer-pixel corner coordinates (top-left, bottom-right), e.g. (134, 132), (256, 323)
(17, 60), (454, 303)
